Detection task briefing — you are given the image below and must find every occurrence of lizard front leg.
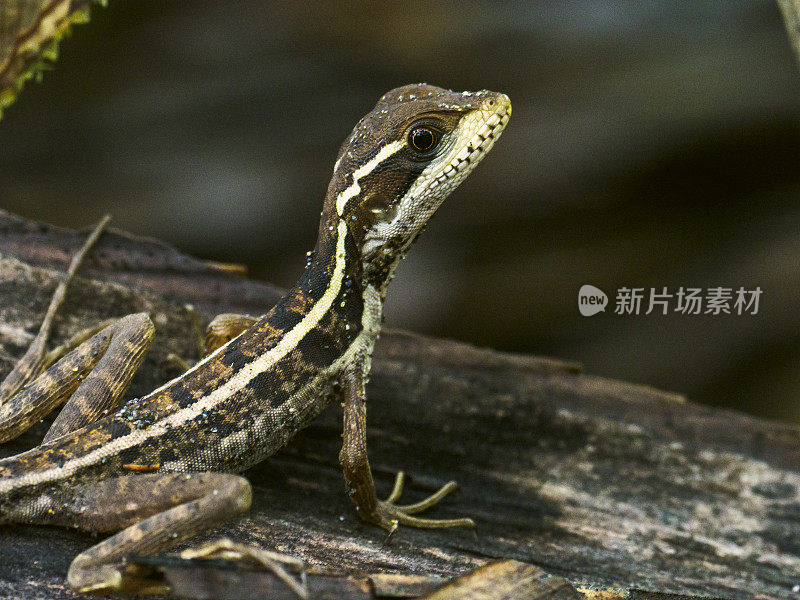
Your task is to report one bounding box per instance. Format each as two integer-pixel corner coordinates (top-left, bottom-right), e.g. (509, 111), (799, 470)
(165, 312), (258, 372)
(338, 360), (476, 533)
(203, 313), (259, 354)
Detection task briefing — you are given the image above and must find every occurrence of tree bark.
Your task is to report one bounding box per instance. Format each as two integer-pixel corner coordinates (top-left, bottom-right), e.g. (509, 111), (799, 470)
(0, 210), (798, 600)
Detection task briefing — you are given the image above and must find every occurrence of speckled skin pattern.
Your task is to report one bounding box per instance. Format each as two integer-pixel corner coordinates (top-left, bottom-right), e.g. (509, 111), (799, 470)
(0, 84), (510, 593)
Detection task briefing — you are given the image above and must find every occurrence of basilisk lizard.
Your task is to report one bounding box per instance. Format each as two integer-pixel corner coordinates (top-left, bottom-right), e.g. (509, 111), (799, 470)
(0, 84), (510, 594)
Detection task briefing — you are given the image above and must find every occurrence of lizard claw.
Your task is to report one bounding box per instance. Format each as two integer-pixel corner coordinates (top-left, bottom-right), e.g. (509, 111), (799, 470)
(180, 538), (307, 599)
(369, 472), (476, 532)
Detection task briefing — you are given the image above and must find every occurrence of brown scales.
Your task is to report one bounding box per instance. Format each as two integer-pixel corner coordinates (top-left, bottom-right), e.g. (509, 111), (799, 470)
(0, 84), (510, 595)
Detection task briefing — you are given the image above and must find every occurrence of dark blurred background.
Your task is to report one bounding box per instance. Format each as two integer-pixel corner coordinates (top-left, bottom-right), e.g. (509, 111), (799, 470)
(0, 1), (798, 422)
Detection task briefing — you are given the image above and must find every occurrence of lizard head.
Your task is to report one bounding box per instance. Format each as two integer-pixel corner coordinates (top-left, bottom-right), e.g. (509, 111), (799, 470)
(322, 83), (510, 288)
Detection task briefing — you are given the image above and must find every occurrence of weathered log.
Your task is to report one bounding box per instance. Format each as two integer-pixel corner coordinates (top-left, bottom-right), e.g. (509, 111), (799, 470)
(0, 210), (799, 600)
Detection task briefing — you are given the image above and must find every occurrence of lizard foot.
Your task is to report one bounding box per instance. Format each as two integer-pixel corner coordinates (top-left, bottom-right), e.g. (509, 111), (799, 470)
(180, 538), (308, 599)
(368, 471), (476, 534)
(70, 539), (308, 597)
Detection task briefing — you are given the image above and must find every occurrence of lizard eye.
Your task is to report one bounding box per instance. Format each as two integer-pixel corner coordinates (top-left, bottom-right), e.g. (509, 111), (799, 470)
(408, 125), (442, 155)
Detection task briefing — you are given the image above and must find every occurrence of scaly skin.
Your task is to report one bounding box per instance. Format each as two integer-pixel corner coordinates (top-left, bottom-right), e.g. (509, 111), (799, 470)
(0, 84), (510, 594)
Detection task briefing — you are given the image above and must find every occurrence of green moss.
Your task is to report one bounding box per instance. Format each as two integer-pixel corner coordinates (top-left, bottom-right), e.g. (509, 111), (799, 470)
(0, 1), (101, 121)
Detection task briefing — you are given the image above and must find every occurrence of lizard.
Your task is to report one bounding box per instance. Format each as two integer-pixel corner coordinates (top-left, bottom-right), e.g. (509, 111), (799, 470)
(0, 83), (511, 595)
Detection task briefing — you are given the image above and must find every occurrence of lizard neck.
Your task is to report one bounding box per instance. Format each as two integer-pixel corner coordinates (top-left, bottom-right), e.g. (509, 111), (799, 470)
(303, 206), (362, 302)
(292, 198), (382, 338)
(309, 168), (402, 301)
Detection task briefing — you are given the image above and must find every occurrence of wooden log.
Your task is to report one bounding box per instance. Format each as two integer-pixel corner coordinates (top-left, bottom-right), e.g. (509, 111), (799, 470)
(0, 210), (798, 599)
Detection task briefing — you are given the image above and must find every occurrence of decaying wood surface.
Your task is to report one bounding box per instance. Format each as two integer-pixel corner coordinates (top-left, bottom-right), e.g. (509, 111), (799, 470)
(0, 210), (799, 600)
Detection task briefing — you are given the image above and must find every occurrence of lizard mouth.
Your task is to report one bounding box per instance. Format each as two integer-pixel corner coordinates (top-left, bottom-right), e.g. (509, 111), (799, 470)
(429, 94), (511, 193)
